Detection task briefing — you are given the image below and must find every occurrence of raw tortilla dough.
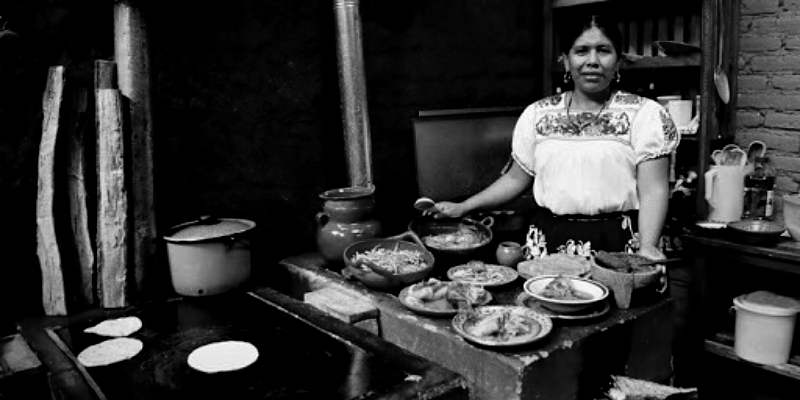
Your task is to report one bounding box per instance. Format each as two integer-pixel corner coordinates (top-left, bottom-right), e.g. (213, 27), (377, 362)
(187, 341), (259, 374)
(77, 338), (144, 367)
(84, 316), (143, 337)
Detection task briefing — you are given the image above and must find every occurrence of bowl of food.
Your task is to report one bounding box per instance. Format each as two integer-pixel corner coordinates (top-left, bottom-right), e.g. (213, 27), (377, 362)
(592, 251), (662, 289)
(342, 233), (435, 291)
(408, 215), (494, 257)
(523, 274), (609, 314)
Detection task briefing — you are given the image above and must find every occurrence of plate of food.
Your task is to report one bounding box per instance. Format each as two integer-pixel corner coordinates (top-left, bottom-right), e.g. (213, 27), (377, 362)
(451, 305), (552, 347)
(523, 274), (609, 314)
(515, 292), (610, 321)
(398, 278), (492, 317)
(516, 253), (593, 280)
(447, 260), (519, 287)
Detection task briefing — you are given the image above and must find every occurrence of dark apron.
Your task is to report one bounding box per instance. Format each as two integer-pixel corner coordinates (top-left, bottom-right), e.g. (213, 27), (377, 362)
(529, 207), (637, 254)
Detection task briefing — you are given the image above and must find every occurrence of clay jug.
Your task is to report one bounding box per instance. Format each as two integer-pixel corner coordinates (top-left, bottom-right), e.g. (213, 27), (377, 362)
(316, 186), (382, 264)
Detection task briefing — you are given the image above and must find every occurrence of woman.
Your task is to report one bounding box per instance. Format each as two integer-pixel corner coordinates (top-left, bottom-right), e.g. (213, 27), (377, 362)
(428, 15), (679, 261)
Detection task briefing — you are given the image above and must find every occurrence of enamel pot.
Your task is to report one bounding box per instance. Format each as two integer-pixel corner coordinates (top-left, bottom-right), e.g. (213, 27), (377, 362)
(163, 217), (256, 296)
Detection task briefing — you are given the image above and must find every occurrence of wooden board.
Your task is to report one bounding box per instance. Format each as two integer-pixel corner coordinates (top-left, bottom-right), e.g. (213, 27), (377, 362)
(37, 66), (67, 316)
(115, 4), (156, 300)
(96, 88), (128, 308)
(67, 87), (95, 307)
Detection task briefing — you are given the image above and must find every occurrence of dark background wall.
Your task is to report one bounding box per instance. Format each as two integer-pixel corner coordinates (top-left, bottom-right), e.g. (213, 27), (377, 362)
(0, 0), (543, 321)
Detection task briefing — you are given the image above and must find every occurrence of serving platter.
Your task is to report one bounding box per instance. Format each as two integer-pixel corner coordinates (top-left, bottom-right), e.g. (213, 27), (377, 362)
(451, 305), (552, 348)
(515, 292), (611, 321)
(447, 261), (519, 287)
(398, 281), (492, 318)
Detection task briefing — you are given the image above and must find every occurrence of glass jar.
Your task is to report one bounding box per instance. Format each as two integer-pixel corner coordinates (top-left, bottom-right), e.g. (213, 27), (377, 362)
(742, 157), (777, 220)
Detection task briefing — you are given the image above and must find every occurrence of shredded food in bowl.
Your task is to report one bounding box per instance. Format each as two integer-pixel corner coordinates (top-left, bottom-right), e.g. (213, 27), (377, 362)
(351, 246), (428, 275)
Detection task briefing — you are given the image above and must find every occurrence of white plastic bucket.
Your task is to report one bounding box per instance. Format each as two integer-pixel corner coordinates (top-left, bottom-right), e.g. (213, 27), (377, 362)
(732, 293), (799, 365)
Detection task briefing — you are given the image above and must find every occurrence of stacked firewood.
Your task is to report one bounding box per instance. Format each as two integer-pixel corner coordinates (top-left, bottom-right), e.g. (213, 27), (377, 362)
(36, 62), (130, 316)
(36, 3), (154, 316)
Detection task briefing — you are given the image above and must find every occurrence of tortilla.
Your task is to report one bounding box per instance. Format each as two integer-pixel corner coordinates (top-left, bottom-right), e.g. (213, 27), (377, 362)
(187, 341), (259, 374)
(77, 338), (143, 367)
(84, 316), (143, 337)
(517, 254), (591, 279)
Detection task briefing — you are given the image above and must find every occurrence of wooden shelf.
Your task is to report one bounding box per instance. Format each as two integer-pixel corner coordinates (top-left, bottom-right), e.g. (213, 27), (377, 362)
(705, 332), (800, 381)
(623, 55), (701, 70)
(553, 0), (610, 8)
(552, 56), (701, 74)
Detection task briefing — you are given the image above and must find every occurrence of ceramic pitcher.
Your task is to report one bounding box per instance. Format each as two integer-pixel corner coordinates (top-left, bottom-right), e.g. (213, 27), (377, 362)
(705, 165), (748, 222)
(316, 185), (382, 264)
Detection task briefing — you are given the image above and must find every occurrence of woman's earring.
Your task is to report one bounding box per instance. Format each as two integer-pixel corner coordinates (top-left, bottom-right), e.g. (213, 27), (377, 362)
(564, 71), (571, 83)
(615, 71), (621, 83)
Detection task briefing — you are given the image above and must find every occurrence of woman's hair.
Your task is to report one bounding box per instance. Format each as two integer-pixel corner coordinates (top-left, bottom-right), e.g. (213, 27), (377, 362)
(559, 15), (623, 56)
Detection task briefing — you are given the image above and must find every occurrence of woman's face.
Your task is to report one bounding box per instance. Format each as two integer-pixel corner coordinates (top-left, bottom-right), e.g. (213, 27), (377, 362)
(563, 27), (620, 95)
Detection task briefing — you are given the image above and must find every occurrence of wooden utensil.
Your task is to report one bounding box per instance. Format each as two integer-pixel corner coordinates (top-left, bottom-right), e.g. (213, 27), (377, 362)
(724, 148), (747, 166)
(414, 197), (437, 212)
(714, 0), (731, 104)
(711, 149), (724, 166)
(746, 140), (767, 165)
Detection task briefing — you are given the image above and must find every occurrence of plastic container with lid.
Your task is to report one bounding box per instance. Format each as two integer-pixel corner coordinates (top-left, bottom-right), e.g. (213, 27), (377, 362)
(163, 217), (256, 296)
(731, 291), (800, 365)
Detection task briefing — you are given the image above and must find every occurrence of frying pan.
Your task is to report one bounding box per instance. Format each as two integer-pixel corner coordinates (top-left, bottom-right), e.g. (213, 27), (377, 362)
(407, 215), (494, 257)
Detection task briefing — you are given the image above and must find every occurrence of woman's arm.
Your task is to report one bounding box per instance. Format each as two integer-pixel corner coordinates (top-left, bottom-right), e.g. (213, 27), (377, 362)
(636, 156), (670, 259)
(430, 161), (533, 218)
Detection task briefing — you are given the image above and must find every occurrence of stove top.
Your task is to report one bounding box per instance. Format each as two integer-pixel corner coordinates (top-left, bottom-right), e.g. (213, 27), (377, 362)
(51, 291), (428, 400)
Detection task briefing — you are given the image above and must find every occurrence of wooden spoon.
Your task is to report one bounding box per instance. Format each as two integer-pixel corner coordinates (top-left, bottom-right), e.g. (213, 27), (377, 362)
(714, 0), (731, 104)
(746, 140), (767, 165)
(414, 197), (437, 212)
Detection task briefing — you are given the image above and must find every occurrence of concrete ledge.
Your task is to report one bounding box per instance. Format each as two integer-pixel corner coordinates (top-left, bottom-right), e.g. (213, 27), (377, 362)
(277, 253), (674, 400)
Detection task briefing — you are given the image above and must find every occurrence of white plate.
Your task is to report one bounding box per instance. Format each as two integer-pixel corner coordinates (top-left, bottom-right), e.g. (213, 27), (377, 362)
(516, 293), (611, 321)
(451, 305), (552, 347)
(398, 281), (492, 318)
(695, 221), (727, 230)
(447, 262), (519, 287)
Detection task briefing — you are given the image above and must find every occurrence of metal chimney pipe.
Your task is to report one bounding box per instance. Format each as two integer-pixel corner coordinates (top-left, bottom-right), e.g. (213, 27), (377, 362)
(333, 0), (373, 187)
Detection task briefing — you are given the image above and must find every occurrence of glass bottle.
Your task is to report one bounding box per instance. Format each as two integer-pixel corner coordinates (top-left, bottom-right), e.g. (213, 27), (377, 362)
(742, 157), (777, 220)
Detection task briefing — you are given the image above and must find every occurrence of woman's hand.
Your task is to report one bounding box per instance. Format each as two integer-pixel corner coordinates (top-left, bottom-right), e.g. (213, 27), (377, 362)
(636, 243), (665, 260)
(637, 243), (668, 293)
(424, 201), (469, 219)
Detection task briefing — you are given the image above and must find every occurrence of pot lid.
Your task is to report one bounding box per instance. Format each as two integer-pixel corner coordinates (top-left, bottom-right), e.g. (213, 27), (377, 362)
(165, 217), (255, 242)
(734, 291), (800, 316)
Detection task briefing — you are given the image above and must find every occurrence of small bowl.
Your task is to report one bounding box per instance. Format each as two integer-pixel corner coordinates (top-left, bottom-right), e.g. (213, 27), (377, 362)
(523, 275), (609, 314)
(727, 220), (786, 246)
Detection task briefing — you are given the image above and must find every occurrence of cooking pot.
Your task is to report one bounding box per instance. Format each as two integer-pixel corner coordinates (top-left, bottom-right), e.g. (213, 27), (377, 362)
(163, 217), (256, 296)
(408, 216), (494, 259)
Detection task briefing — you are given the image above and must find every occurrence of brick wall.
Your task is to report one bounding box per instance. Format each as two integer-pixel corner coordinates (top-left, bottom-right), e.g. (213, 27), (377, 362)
(738, 0), (800, 207)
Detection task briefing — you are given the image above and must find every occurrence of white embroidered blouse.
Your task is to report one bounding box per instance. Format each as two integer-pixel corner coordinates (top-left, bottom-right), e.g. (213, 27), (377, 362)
(511, 90), (680, 216)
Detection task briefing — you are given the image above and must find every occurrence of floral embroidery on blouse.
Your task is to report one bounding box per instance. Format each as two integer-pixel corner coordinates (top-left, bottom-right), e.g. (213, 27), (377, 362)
(537, 94), (564, 108)
(535, 108), (631, 138)
(659, 108), (679, 142)
(614, 92), (643, 105)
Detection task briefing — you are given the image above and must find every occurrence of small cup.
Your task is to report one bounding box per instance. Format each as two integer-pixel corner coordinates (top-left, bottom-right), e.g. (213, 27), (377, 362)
(496, 241), (525, 268)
